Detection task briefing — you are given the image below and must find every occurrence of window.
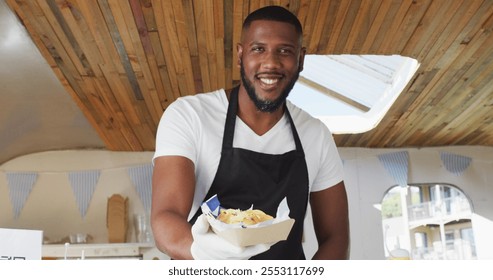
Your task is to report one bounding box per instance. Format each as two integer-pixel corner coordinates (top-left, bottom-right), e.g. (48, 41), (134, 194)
(461, 228), (477, 257)
(414, 232), (428, 258)
(445, 232), (455, 247)
(288, 55), (419, 134)
(380, 184), (476, 260)
(414, 232), (427, 249)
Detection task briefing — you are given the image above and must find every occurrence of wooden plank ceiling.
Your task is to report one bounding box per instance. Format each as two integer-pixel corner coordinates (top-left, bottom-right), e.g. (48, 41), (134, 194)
(6, 0), (493, 151)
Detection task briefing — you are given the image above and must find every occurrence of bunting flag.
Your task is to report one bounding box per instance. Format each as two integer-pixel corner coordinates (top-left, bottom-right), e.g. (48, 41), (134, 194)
(127, 164), (153, 213)
(440, 152), (472, 176)
(6, 172), (38, 219)
(377, 151), (409, 187)
(68, 170), (100, 219)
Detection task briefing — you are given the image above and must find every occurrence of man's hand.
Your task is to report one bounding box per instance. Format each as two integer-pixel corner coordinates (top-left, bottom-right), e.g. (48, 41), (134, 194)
(190, 214), (271, 260)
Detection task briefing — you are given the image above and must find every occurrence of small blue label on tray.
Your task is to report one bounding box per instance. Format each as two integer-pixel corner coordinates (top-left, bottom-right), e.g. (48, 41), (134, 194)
(203, 194), (221, 217)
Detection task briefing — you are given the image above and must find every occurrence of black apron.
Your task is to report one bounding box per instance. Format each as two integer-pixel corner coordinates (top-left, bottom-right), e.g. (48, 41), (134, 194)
(191, 86), (309, 260)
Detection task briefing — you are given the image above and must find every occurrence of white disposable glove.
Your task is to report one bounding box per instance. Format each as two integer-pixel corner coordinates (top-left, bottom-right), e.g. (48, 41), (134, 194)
(190, 214), (271, 260)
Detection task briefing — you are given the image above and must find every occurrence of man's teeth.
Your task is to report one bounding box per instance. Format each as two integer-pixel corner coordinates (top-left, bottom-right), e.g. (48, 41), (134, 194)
(260, 78), (277, 85)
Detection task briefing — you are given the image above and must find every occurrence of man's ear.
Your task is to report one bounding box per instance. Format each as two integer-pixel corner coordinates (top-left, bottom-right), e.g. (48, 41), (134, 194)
(298, 47), (307, 72)
(236, 43), (243, 68)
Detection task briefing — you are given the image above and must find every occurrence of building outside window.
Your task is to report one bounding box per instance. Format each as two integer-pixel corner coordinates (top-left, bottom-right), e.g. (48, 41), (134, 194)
(381, 184), (477, 260)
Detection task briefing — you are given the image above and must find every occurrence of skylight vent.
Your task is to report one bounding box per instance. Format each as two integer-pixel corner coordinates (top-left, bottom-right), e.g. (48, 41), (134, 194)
(288, 55), (420, 134)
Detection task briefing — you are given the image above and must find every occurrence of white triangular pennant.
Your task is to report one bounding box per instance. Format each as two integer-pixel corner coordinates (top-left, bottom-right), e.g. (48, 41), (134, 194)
(128, 164), (153, 213)
(440, 152), (472, 176)
(377, 151), (409, 187)
(68, 170), (100, 218)
(6, 172), (38, 219)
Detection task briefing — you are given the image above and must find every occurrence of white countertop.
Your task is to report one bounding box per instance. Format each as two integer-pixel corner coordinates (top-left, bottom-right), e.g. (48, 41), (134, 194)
(42, 243), (167, 259)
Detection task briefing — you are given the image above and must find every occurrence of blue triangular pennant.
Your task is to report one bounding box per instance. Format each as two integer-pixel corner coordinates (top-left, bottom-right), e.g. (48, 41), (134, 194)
(440, 152), (472, 176)
(6, 172), (38, 219)
(128, 164), (153, 213)
(68, 170), (100, 218)
(377, 151), (409, 187)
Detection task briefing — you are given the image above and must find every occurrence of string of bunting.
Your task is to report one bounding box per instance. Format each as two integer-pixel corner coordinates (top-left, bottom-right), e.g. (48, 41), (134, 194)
(375, 151), (475, 187)
(0, 151), (480, 219)
(2, 163), (153, 220)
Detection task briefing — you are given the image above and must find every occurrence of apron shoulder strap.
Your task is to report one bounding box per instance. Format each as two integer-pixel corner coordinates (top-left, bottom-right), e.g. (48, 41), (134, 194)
(222, 86), (239, 149)
(284, 105), (304, 155)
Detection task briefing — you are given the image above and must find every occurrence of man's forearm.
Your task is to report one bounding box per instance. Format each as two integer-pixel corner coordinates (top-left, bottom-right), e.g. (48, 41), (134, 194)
(152, 211), (194, 260)
(311, 235), (350, 260)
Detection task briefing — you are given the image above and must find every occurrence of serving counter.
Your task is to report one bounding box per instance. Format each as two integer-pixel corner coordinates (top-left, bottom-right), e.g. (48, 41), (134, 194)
(42, 243), (169, 260)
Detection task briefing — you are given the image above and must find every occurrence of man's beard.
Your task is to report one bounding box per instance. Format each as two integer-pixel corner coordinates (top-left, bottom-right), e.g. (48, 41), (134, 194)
(240, 62), (300, 113)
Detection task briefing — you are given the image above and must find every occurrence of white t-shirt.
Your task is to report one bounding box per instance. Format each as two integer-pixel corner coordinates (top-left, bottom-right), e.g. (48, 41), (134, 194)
(153, 89), (344, 219)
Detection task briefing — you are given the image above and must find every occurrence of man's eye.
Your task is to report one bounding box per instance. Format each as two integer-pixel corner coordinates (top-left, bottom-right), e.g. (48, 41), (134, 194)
(279, 48), (293, 54)
(252, 47), (264, 52)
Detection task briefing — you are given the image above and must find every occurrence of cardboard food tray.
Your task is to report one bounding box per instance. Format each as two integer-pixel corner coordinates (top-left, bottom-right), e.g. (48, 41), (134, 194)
(202, 195), (294, 247)
(211, 218), (294, 247)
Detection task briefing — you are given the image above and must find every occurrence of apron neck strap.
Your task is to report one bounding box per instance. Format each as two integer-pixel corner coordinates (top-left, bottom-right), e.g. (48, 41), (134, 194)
(222, 86), (304, 153)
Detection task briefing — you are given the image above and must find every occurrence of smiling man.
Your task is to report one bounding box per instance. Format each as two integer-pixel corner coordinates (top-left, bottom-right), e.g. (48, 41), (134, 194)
(151, 5), (349, 260)
(239, 18), (303, 114)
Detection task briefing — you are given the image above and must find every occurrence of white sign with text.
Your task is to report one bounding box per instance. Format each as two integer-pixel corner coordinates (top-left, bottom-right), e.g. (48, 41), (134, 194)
(0, 228), (43, 260)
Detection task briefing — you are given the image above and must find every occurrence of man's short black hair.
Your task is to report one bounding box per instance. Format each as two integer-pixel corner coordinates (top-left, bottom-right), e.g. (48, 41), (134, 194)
(242, 5), (303, 37)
